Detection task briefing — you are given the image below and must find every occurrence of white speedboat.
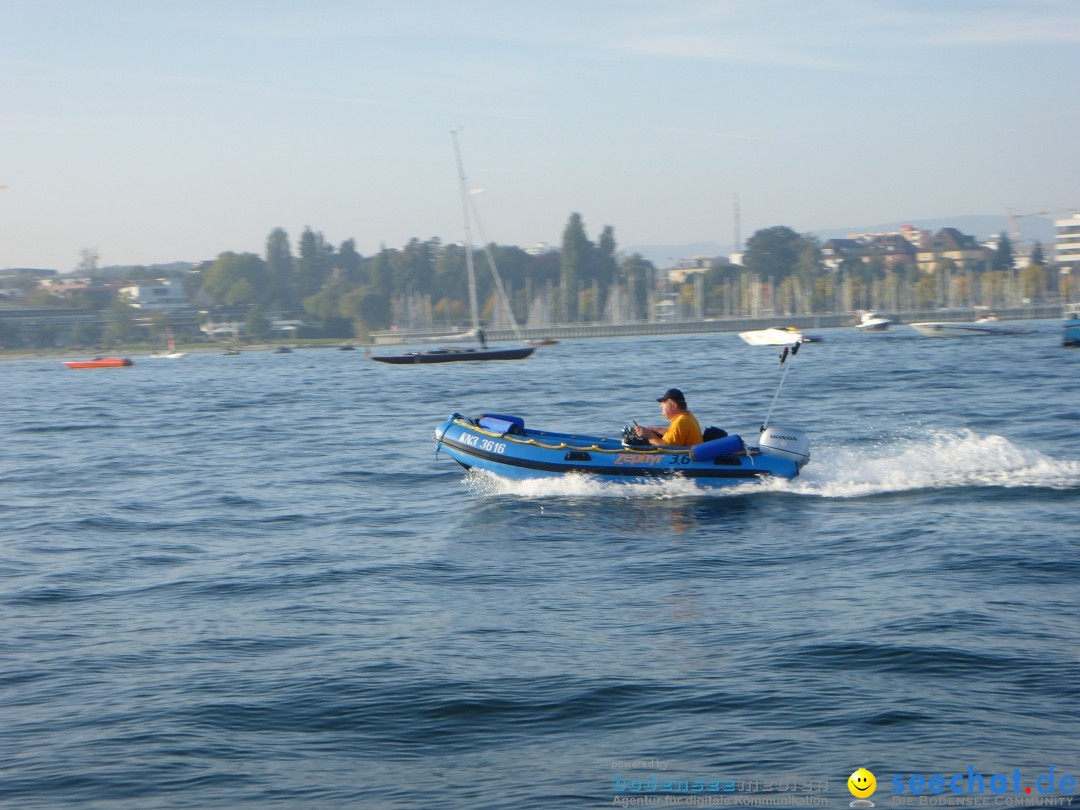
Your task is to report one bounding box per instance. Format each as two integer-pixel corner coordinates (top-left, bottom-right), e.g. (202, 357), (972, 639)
(739, 326), (820, 346)
(854, 311), (892, 331)
(910, 315), (1033, 337)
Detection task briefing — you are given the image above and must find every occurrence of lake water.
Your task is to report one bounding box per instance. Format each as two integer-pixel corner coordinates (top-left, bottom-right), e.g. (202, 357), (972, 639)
(1, 324), (1078, 809)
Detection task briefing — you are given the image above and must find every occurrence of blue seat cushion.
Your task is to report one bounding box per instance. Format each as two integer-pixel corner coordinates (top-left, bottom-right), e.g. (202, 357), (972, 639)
(690, 435), (744, 462)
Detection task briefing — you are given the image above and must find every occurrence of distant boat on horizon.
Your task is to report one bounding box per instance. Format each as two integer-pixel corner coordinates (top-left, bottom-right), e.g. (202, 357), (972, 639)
(910, 314), (1034, 337)
(739, 326), (821, 346)
(854, 311), (892, 332)
(371, 346), (535, 364)
(64, 357), (133, 369)
(148, 326), (186, 359)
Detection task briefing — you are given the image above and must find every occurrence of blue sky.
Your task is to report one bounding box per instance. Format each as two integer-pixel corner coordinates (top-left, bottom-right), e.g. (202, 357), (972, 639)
(3, 0), (1079, 270)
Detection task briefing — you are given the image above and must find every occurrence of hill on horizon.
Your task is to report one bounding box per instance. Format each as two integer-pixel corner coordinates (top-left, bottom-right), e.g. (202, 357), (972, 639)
(623, 214), (1060, 266)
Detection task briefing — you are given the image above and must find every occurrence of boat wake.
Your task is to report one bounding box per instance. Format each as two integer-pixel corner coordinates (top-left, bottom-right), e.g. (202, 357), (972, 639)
(464, 469), (711, 500)
(464, 429), (1080, 500)
(779, 428), (1080, 498)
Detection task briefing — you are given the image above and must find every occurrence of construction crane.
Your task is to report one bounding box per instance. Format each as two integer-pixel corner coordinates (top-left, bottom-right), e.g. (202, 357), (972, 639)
(1006, 207), (1077, 242)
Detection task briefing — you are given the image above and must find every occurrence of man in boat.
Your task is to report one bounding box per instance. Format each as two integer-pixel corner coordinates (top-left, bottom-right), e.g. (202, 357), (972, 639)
(634, 388), (704, 447)
(476, 327), (487, 349)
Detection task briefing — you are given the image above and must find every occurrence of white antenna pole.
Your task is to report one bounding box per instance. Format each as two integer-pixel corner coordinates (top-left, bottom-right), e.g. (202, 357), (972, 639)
(761, 344), (798, 431)
(734, 192), (742, 253)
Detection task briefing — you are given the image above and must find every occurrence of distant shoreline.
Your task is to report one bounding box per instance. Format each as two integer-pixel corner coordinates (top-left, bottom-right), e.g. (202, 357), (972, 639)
(0, 341), (360, 363)
(1, 303), (1067, 360)
(372, 304), (1065, 345)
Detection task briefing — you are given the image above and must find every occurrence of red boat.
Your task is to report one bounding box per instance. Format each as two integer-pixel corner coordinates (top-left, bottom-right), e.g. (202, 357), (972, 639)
(63, 357), (134, 369)
(526, 338), (559, 346)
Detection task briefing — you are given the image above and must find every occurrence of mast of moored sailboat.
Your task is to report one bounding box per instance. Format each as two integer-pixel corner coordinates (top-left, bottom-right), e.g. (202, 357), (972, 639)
(451, 130), (481, 335)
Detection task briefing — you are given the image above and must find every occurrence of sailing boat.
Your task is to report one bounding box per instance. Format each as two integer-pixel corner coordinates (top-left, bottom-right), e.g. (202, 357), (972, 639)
(148, 325), (187, 359)
(371, 132), (534, 365)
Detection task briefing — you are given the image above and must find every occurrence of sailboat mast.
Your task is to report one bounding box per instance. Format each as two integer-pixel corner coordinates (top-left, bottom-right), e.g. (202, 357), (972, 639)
(469, 195), (525, 340)
(452, 131), (481, 332)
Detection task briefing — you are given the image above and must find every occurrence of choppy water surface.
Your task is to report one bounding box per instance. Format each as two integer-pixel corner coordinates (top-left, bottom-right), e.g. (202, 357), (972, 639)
(1, 326), (1078, 808)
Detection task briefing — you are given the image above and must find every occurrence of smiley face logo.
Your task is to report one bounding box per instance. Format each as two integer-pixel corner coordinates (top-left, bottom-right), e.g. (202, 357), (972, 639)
(848, 768), (876, 798)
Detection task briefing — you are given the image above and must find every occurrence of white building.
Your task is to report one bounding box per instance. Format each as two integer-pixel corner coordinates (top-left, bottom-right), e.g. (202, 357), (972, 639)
(665, 256), (712, 284)
(201, 322), (243, 337)
(118, 279), (188, 309)
(1056, 213), (1080, 272)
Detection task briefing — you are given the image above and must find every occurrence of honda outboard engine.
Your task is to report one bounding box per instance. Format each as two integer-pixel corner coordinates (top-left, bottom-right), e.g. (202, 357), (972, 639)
(758, 425), (810, 469)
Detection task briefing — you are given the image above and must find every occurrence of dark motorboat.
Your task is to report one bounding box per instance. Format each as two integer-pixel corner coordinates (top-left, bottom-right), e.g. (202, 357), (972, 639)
(371, 346), (535, 364)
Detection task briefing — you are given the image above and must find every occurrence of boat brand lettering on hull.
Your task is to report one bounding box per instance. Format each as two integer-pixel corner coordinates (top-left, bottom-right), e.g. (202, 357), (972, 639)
(615, 453), (666, 466)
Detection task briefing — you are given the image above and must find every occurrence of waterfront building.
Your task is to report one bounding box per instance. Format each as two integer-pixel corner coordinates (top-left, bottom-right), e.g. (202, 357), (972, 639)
(667, 256), (711, 284)
(821, 233), (917, 270)
(1055, 213), (1080, 273)
(915, 228), (990, 272)
(118, 278), (189, 310)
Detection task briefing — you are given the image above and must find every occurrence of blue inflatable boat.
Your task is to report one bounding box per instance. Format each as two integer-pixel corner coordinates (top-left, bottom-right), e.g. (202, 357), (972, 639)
(1065, 308), (1080, 348)
(433, 413), (810, 486)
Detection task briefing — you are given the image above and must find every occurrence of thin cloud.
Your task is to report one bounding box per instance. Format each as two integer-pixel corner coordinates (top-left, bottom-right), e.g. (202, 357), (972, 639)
(604, 0), (1080, 68)
(650, 126), (783, 144)
(0, 112), (119, 136)
(599, 1), (877, 71)
(182, 76), (398, 108)
(851, 0), (1080, 46)
(923, 12), (1080, 44)
(6, 58), (398, 109)
(611, 33), (848, 70)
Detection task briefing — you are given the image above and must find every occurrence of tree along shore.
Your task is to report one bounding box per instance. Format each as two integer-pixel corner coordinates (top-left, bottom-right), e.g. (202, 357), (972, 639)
(3, 218), (1070, 351)
(2, 303), (1065, 359)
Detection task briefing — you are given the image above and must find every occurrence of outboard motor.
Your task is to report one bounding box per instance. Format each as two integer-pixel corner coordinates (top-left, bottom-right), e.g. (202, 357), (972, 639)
(758, 425), (810, 469)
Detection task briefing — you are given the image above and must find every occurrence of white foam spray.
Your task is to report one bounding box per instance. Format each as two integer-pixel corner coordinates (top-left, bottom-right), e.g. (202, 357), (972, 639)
(463, 429), (1080, 500)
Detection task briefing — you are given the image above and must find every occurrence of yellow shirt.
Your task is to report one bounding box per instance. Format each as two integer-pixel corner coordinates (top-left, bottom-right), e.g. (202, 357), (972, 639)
(662, 411), (703, 446)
